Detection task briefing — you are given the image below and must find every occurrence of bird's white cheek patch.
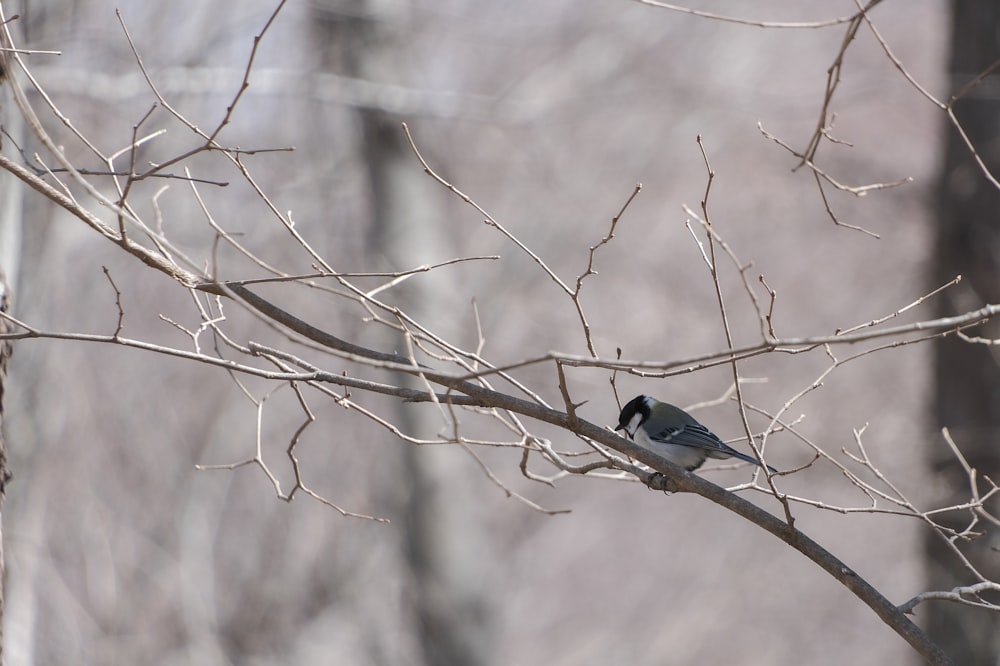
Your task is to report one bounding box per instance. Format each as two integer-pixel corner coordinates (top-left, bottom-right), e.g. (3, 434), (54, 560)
(625, 413), (644, 439)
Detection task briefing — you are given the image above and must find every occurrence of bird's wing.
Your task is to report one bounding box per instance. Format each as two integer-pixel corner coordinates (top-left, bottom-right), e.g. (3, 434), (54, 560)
(650, 422), (770, 469)
(649, 421), (728, 451)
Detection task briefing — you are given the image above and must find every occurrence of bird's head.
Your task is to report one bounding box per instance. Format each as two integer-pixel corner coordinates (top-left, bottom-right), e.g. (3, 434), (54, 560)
(615, 394), (653, 438)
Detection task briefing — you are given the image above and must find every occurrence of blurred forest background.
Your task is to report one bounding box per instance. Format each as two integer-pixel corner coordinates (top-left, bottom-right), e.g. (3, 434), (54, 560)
(2, 0), (993, 664)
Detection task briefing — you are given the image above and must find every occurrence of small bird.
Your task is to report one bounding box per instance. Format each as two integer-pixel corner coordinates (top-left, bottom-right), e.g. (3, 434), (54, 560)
(615, 395), (776, 473)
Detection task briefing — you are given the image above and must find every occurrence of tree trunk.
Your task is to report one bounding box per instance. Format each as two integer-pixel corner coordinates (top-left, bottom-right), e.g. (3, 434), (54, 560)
(0, 271), (10, 666)
(309, 6), (494, 665)
(0, 37), (21, 662)
(929, 3), (1000, 663)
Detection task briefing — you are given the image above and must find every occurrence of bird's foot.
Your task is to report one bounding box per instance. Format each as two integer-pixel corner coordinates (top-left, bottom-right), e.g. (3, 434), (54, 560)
(646, 472), (679, 493)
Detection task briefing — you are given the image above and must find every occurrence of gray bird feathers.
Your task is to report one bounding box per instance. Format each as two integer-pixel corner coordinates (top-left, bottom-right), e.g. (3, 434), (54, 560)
(616, 395), (777, 473)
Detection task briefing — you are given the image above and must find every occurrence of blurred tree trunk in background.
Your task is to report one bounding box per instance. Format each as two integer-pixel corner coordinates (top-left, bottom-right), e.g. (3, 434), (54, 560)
(930, 2), (1000, 663)
(0, 39), (23, 664)
(310, 5), (494, 665)
(0, 265), (10, 666)
(0, 263), (11, 666)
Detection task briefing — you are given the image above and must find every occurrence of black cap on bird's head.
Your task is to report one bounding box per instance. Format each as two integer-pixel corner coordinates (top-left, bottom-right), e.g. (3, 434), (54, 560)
(616, 395), (652, 432)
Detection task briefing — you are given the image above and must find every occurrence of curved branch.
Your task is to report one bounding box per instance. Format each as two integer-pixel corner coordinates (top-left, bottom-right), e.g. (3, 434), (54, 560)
(198, 283), (951, 664)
